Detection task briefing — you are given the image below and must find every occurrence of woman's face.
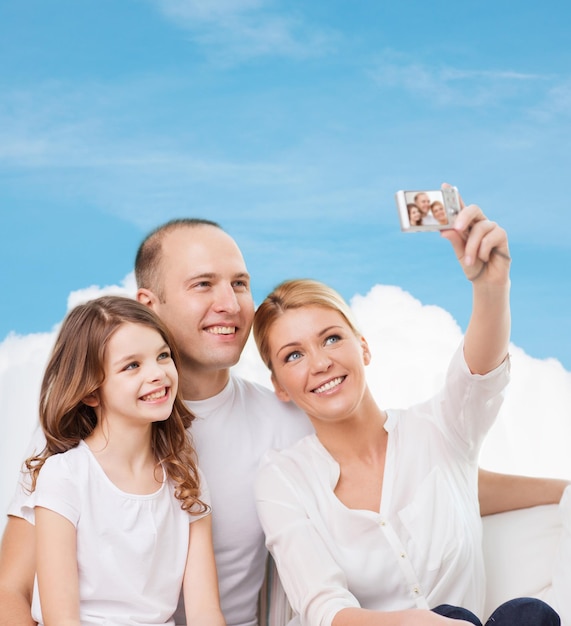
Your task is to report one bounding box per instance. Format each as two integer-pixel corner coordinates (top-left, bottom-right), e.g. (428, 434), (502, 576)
(267, 305), (371, 424)
(432, 202), (448, 225)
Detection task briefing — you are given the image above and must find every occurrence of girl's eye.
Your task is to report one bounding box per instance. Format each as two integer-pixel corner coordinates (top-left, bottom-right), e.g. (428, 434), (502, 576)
(158, 351), (171, 361)
(324, 334), (341, 346)
(285, 351), (302, 363)
(124, 362), (139, 371)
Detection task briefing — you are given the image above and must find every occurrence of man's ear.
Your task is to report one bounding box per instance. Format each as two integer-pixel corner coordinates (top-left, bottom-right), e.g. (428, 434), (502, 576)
(82, 392), (100, 408)
(271, 373), (291, 403)
(360, 336), (372, 366)
(136, 288), (158, 310)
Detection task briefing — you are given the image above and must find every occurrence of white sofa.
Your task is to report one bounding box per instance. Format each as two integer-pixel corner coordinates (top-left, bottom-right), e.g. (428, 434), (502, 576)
(259, 502), (568, 626)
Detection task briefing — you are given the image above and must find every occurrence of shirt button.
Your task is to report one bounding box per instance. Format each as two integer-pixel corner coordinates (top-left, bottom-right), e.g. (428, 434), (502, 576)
(413, 586), (420, 595)
(379, 519), (386, 526)
(400, 552), (407, 559)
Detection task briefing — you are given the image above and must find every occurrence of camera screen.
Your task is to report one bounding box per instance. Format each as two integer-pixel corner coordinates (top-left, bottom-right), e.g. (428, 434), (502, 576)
(403, 190), (450, 228)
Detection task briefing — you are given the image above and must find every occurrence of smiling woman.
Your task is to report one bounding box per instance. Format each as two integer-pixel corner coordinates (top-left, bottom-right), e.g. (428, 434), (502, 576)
(251, 205), (561, 626)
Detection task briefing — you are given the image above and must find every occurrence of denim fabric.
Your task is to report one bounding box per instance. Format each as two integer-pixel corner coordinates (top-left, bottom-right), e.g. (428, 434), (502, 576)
(432, 604), (481, 625)
(486, 597), (560, 626)
(432, 597), (560, 626)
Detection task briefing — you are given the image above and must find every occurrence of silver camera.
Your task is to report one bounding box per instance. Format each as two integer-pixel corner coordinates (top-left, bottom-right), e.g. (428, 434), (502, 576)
(395, 187), (461, 232)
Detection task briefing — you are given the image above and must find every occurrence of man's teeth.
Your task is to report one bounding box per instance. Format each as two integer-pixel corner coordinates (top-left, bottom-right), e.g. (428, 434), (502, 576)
(141, 389), (167, 401)
(207, 326), (236, 335)
(313, 377), (344, 394)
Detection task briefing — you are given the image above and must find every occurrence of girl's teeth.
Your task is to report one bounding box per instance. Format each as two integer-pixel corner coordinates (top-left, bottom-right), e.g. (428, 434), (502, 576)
(142, 389), (166, 401)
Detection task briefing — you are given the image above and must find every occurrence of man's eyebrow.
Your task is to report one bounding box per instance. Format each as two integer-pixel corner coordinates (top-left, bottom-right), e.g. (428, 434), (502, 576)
(190, 272), (215, 279)
(183, 271), (250, 286)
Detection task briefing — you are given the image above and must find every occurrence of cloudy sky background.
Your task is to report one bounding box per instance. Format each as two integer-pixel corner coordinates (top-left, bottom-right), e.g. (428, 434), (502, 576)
(1, 1), (571, 524)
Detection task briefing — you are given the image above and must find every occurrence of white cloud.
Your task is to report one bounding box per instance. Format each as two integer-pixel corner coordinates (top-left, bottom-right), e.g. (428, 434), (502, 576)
(150, 0), (337, 64)
(2, 280), (570, 535)
(66, 273), (137, 310)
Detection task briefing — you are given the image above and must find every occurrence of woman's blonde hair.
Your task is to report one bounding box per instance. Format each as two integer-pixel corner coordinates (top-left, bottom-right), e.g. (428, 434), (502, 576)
(26, 295), (207, 513)
(253, 278), (361, 371)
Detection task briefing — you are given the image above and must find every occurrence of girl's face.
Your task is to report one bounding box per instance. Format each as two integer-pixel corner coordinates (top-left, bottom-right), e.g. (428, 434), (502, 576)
(267, 305), (371, 424)
(409, 206), (421, 224)
(94, 322), (178, 427)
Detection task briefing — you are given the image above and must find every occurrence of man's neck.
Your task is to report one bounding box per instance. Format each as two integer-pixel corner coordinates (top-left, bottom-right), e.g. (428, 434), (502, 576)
(180, 366), (231, 401)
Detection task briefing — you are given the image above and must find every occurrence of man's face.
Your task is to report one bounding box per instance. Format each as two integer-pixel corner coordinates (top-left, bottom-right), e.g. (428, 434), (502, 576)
(149, 226), (255, 375)
(415, 193), (431, 215)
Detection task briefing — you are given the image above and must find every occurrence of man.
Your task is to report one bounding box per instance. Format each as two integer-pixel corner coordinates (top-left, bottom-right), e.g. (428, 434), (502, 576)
(0, 218), (568, 626)
(414, 192), (438, 226)
(135, 219), (312, 625)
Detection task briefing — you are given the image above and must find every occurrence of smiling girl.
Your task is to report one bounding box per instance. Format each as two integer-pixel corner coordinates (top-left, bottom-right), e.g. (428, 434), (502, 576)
(24, 296), (224, 626)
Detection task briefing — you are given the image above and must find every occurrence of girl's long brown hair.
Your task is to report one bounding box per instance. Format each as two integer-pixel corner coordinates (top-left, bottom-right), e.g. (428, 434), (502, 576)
(25, 295), (207, 513)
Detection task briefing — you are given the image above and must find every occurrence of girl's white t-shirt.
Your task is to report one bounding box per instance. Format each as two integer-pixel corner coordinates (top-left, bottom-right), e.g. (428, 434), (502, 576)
(23, 441), (209, 626)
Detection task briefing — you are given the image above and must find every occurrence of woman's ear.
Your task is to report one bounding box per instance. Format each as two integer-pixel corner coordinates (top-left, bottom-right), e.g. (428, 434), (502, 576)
(360, 336), (372, 366)
(271, 373), (291, 403)
(82, 392), (100, 408)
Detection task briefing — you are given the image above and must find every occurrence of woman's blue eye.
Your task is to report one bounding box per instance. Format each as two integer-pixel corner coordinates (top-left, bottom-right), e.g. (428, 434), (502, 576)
(285, 351), (302, 363)
(325, 334), (341, 345)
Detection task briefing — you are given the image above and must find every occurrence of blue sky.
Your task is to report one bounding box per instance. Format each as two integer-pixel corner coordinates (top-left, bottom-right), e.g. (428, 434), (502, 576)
(1, 0), (570, 368)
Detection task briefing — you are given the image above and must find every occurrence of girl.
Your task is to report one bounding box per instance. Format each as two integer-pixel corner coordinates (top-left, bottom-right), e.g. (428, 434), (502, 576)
(252, 202), (559, 626)
(24, 296), (225, 626)
(407, 203), (423, 226)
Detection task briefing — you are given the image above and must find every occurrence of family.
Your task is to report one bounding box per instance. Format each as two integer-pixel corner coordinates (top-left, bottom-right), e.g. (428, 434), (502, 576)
(0, 192), (569, 626)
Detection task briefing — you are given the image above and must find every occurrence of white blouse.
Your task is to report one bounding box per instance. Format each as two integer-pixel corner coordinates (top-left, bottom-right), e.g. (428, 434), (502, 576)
(256, 344), (510, 626)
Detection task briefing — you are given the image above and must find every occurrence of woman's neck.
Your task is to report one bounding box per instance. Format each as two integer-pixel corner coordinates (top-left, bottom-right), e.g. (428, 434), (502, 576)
(311, 391), (388, 464)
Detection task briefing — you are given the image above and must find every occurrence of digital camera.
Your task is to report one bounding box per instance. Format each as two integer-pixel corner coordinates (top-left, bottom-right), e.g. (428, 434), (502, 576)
(395, 186), (461, 232)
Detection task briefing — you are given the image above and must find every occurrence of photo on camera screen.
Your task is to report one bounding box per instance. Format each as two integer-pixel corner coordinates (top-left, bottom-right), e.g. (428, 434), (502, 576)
(395, 187), (461, 232)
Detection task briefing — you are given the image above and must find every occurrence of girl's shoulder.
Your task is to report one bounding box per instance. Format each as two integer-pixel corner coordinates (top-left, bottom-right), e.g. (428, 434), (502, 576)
(41, 441), (90, 477)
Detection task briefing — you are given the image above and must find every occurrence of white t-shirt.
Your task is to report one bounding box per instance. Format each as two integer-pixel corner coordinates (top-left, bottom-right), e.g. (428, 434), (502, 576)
(8, 377), (313, 626)
(183, 376), (313, 626)
(421, 212), (439, 226)
(21, 441), (209, 626)
(255, 345), (511, 626)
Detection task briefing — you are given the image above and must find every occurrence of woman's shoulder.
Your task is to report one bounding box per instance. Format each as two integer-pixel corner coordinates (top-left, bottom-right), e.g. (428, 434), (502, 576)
(259, 433), (320, 466)
(256, 434), (335, 493)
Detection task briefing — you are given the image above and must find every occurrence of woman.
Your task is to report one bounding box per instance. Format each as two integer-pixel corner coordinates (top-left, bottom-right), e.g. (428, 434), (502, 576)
(431, 200), (449, 225)
(253, 200), (559, 626)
